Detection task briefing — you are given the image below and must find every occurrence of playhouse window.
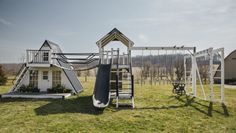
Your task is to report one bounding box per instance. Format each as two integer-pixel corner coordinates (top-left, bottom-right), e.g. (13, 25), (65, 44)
(43, 52), (49, 62)
(42, 71), (48, 80)
(29, 70), (38, 87)
(52, 71), (61, 87)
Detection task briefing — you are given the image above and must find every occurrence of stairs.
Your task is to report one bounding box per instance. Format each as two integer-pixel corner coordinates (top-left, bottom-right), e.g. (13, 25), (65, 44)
(110, 64), (134, 108)
(102, 49), (135, 108)
(10, 65), (29, 92)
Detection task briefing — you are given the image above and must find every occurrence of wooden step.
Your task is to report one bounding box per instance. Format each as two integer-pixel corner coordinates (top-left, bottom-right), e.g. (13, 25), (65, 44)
(118, 94), (132, 99)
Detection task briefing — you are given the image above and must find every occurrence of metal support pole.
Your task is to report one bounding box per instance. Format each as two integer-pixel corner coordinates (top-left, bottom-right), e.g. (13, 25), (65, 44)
(141, 50), (143, 86)
(106, 51), (109, 64)
(128, 42), (131, 66)
(102, 48), (104, 64)
(130, 49), (132, 66)
(26, 50), (29, 66)
(122, 53), (125, 65)
(192, 47), (197, 96)
(111, 48), (113, 64)
(184, 56), (186, 86)
(209, 48), (214, 102)
(192, 55), (197, 97)
(196, 63), (206, 100)
(221, 48), (225, 103)
(98, 42), (103, 64)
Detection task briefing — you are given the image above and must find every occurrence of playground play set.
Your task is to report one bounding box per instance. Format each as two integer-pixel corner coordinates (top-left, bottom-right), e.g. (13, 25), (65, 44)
(1, 28), (225, 109)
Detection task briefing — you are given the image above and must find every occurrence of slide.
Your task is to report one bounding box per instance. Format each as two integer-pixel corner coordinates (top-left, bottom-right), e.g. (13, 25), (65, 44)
(92, 64), (111, 108)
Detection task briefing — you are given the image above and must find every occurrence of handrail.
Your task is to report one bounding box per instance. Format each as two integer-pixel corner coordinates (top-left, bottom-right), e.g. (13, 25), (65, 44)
(75, 64), (99, 71)
(12, 63), (25, 85)
(53, 53), (99, 56)
(27, 50), (51, 64)
(26, 49), (50, 52)
(116, 74), (119, 98)
(52, 52), (100, 65)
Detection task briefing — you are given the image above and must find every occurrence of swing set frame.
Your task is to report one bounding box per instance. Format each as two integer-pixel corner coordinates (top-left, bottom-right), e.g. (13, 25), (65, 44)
(130, 46), (225, 103)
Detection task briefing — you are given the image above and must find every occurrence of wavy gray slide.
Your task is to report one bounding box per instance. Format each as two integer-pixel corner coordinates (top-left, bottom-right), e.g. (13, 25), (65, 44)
(92, 64), (111, 108)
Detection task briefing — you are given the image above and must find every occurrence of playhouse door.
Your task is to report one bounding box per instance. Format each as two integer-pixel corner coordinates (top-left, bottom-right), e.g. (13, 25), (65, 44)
(40, 71), (50, 92)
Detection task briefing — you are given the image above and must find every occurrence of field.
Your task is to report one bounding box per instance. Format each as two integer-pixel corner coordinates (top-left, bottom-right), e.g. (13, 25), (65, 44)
(0, 77), (236, 133)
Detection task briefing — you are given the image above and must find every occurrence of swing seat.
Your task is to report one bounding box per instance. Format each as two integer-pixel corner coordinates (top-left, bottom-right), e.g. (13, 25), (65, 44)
(172, 82), (186, 95)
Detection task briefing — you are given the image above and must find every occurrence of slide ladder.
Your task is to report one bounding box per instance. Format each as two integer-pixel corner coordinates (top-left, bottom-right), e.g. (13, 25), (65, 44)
(92, 49), (134, 108)
(110, 51), (134, 108)
(113, 68), (134, 108)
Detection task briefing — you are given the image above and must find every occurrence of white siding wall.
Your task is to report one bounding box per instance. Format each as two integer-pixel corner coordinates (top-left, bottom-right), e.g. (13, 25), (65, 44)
(61, 70), (74, 92)
(18, 66), (75, 92)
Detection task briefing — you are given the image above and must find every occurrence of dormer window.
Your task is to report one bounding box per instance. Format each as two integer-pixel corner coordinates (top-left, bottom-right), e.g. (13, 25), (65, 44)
(43, 52), (49, 62)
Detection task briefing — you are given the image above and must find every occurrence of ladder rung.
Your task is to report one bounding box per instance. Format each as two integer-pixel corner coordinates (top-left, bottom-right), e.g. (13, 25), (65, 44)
(110, 71), (130, 74)
(119, 87), (131, 89)
(122, 83), (132, 85)
(119, 92), (132, 95)
(110, 80), (122, 83)
(118, 94), (132, 99)
(214, 77), (221, 79)
(110, 79), (131, 82)
(116, 103), (133, 106)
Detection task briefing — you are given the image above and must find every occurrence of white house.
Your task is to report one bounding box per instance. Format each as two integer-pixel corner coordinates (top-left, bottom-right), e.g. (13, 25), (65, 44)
(10, 40), (83, 93)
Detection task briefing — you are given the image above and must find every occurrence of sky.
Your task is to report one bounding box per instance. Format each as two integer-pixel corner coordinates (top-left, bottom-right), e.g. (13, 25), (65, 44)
(0, 0), (236, 63)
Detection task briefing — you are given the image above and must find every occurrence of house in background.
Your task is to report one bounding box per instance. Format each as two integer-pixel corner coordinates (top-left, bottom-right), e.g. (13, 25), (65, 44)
(10, 40), (83, 93)
(215, 49), (236, 84)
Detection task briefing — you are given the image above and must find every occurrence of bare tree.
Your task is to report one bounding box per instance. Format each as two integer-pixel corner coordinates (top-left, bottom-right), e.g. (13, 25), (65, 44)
(0, 65), (7, 86)
(199, 65), (209, 84)
(77, 71), (81, 77)
(84, 69), (90, 82)
(142, 61), (151, 84)
(174, 60), (184, 82)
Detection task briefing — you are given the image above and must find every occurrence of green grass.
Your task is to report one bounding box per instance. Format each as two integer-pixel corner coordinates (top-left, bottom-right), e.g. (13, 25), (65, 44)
(0, 77), (236, 133)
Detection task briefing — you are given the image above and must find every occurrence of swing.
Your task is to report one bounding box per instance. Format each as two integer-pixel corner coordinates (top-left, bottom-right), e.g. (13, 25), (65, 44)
(172, 82), (186, 95)
(171, 48), (186, 95)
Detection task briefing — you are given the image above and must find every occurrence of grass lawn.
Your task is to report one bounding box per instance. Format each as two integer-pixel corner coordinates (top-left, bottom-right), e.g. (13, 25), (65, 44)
(0, 77), (236, 133)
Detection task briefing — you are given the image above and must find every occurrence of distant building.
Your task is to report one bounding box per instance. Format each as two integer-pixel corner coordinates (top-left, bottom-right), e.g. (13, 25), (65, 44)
(215, 50), (236, 84)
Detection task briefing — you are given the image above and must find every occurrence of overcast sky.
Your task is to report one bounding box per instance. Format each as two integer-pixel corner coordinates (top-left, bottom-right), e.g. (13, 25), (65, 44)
(0, 0), (236, 63)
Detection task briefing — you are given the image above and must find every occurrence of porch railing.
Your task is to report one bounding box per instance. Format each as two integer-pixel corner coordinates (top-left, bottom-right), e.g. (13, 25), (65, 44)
(26, 50), (52, 64)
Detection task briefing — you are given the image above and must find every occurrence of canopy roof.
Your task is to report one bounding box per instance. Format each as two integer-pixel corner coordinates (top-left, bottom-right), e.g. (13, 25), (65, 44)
(96, 28), (134, 48)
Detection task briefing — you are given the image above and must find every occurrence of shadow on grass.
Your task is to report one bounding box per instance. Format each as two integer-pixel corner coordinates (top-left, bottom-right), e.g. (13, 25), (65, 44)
(135, 105), (186, 110)
(132, 95), (191, 111)
(132, 95), (229, 117)
(34, 96), (104, 115)
(175, 95), (229, 117)
(222, 103), (229, 116)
